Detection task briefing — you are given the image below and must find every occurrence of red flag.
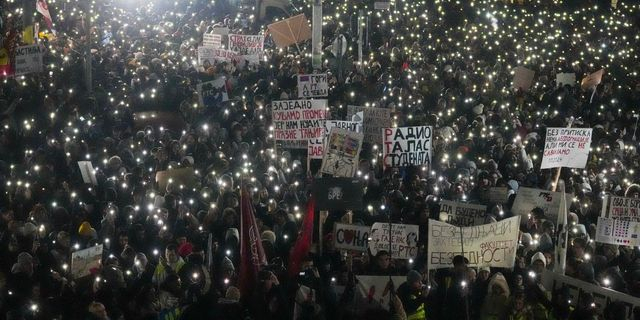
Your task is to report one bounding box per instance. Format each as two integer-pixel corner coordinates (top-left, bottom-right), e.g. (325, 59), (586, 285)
(239, 187), (267, 296)
(288, 198), (315, 278)
(36, 0), (55, 32)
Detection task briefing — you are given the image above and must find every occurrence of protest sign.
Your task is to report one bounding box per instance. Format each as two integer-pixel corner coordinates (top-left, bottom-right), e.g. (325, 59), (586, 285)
(228, 34), (264, 63)
(595, 216), (640, 247)
(308, 120), (362, 159)
(155, 167), (197, 193)
(439, 200), (487, 227)
(197, 78), (229, 106)
(267, 14), (312, 48)
(369, 223), (419, 259)
(78, 161), (97, 185)
(355, 276), (406, 310)
(512, 66), (535, 91)
(604, 195), (640, 221)
(297, 73), (328, 98)
(210, 27), (229, 35)
(14, 44), (44, 75)
(333, 223), (370, 251)
(427, 216), (520, 269)
(541, 128), (592, 169)
(556, 73), (576, 87)
(71, 244), (103, 278)
(363, 107), (391, 145)
(312, 177), (363, 210)
(197, 47), (238, 66)
(581, 69), (605, 90)
(382, 126), (432, 168)
(203, 33), (222, 48)
(511, 187), (570, 224)
(319, 128), (364, 177)
(272, 99), (327, 140)
(488, 187), (509, 204)
(279, 140), (308, 149)
(542, 270), (640, 319)
(347, 105), (365, 120)
(374, 2), (391, 10)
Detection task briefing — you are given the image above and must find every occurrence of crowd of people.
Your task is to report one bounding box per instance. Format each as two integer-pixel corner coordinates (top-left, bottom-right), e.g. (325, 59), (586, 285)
(1, 0), (640, 318)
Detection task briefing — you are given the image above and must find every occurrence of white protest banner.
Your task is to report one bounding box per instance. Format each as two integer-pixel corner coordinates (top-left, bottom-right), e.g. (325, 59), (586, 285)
(14, 44), (44, 75)
(308, 120), (362, 159)
(541, 128), (592, 169)
(228, 34), (264, 64)
(488, 187), (509, 204)
(355, 276), (406, 310)
(333, 223), (370, 252)
(427, 216), (520, 269)
(297, 74), (328, 98)
(203, 33), (222, 48)
(439, 200), (487, 227)
(595, 216), (640, 247)
(272, 99), (327, 140)
(197, 47), (239, 66)
(382, 126), (432, 168)
(77, 161), (97, 185)
(197, 78), (228, 106)
(556, 73), (576, 87)
(512, 66), (535, 91)
(319, 128), (364, 177)
(542, 269), (640, 319)
(71, 244), (103, 278)
(511, 187), (571, 224)
(605, 196), (640, 221)
(363, 107), (391, 145)
(369, 223), (419, 259)
(581, 69), (605, 90)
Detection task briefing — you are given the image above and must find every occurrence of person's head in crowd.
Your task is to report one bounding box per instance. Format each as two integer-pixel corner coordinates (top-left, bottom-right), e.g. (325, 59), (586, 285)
(87, 301), (109, 320)
(571, 237), (588, 260)
(478, 266), (491, 282)
(452, 255), (468, 273)
(375, 250), (391, 271)
(134, 253), (148, 273)
(531, 252), (546, 274)
(407, 270), (423, 290)
(165, 244), (180, 264)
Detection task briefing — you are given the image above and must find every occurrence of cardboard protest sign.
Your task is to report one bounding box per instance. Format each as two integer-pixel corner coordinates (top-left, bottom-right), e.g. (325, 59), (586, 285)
(203, 33), (222, 48)
(439, 200), (488, 227)
(210, 27), (230, 35)
(363, 107), (391, 145)
(197, 47), (238, 66)
(312, 177), (363, 210)
(78, 161), (98, 185)
(155, 167), (197, 193)
(595, 216), (640, 247)
(581, 69), (605, 90)
(541, 128), (592, 169)
(308, 120), (362, 159)
(271, 99), (327, 140)
(542, 270), (640, 319)
(382, 126), (432, 168)
(512, 66), (535, 91)
(133, 111), (186, 132)
(427, 216), (520, 269)
(511, 187), (571, 224)
(297, 74), (328, 98)
(71, 244), (103, 278)
(319, 128), (364, 177)
(197, 78), (229, 106)
(267, 14), (312, 48)
(488, 187), (509, 204)
(369, 223), (419, 259)
(556, 73), (576, 87)
(333, 223), (370, 251)
(604, 196), (640, 221)
(355, 276), (406, 310)
(14, 44), (44, 75)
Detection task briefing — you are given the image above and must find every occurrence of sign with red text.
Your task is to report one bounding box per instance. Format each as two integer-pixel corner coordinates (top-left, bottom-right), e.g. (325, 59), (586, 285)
(605, 196), (640, 221)
(541, 128), (592, 169)
(297, 73), (328, 98)
(427, 216), (520, 269)
(439, 200), (487, 227)
(382, 126), (432, 168)
(71, 244), (103, 278)
(308, 120), (362, 159)
(333, 223), (370, 252)
(197, 47), (239, 66)
(355, 276), (406, 311)
(369, 223), (419, 259)
(272, 99), (327, 140)
(203, 33), (222, 48)
(228, 34), (264, 63)
(319, 128), (363, 177)
(595, 216), (640, 247)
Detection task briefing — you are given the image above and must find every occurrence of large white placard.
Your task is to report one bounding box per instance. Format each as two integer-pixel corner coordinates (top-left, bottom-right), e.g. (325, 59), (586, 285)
(15, 44), (44, 75)
(439, 200), (487, 227)
(511, 187), (570, 224)
(272, 99), (327, 140)
(541, 128), (592, 169)
(605, 196), (640, 221)
(363, 107), (391, 145)
(308, 120), (362, 159)
(382, 126), (432, 167)
(369, 223), (419, 259)
(203, 33), (222, 48)
(297, 74), (328, 98)
(333, 223), (370, 252)
(228, 34), (264, 63)
(595, 216), (640, 247)
(319, 128), (364, 177)
(355, 276), (406, 310)
(427, 216), (520, 269)
(197, 47), (239, 66)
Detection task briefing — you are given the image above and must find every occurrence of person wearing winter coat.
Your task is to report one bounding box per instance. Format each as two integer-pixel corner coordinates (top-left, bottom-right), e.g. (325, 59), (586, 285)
(480, 272), (511, 320)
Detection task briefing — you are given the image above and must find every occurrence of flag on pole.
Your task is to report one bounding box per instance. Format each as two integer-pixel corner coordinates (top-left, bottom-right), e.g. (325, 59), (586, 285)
(239, 187), (267, 296)
(36, 0), (55, 33)
(554, 191), (568, 275)
(288, 198), (315, 278)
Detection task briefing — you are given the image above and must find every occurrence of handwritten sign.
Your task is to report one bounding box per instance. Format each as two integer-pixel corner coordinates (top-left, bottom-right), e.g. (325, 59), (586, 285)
(369, 223), (419, 259)
(382, 126), (432, 168)
(71, 244), (103, 278)
(203, 33), (222, 48)
(363, 107), (391, 145)
(595, 216), (640, 247)
(541, 128), (592, 169)
(197, 47), (238, 66)
(439, 200), (487, 227)
(297, 73), (328, 98)
(427, 216), (520, 269)
(319, 128), (364, 177)
(333, 223), (370, 252)
(197, 78), (228, 106)
(606, 196), (640, 221)
(272, 99), (327, 140)
(511, 187), (571, 224)
(14, 44), (44, 75)
(228, 34), (264, 63)
(308, 120), (362, 159)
